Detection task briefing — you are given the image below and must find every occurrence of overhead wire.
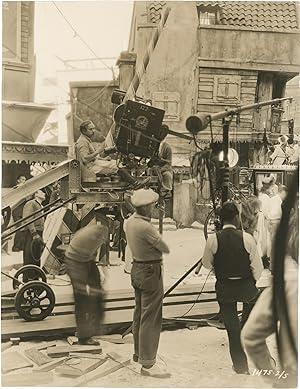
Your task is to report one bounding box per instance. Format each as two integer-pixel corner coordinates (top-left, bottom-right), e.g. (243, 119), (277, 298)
(52, 2), (115, 79)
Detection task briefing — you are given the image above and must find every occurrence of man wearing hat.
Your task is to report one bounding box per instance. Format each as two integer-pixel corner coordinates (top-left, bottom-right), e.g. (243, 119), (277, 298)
(126, 188), (170, 378)
(269, 135), (292, 165)
(202, 201), (263, 375)
(22, 189), (46, 281)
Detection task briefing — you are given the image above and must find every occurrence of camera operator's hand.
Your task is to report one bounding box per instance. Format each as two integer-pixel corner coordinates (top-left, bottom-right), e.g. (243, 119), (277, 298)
(96, 144), (105, 155)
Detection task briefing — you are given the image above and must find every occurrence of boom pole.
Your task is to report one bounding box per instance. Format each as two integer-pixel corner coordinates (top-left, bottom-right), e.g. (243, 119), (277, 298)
(186, 97), (293, 134)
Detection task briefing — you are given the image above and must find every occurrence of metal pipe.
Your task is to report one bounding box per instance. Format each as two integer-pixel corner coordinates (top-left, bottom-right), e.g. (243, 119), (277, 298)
(2, 197), (75, 240)
(186, 97), (293, 134)
(2, 197), (62, 232)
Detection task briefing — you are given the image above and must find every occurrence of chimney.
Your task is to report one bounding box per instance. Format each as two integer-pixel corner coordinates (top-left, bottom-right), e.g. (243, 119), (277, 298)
(116, 51), (137, 91)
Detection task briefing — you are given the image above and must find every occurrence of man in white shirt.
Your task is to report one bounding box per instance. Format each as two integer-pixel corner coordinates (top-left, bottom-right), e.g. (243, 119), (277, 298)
(202, 201), (263, 375)
(267, 185), (288, 272)
(269, 135), (293, 165)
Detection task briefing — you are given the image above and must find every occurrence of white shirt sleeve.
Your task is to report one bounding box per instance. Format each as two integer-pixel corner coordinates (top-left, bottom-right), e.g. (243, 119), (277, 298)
(243, 232), (263, 281)
(202, 234), (217, 270)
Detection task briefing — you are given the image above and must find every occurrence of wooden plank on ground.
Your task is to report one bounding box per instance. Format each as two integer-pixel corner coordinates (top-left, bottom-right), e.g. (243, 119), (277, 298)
(55, 357), (107, 377)
(69, 352), (106, 360)
(24, 348), (52, 366)
(2, 371), (53, 386)
(36, 341), (57, 351)
(1, 342), (13, 352)
(47, 345), (102, 358)
(2, 351), (33, 373)
(73, 353), (131, 386)
(33, 357), (67, 372)
(97, 335), (133, 344)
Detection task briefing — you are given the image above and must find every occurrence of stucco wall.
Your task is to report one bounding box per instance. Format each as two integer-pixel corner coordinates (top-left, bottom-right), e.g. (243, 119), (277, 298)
(199, 26), (300, 73)
(135, 2), (199, 136)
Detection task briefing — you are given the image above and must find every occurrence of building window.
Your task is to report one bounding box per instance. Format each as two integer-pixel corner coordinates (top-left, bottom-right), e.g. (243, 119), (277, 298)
(213, 76), (241, 103)
(197, 4), (220, 25)
(152, 92), (180, 121)
(2, 1), (21, 61)
(199, 11), (217, 25)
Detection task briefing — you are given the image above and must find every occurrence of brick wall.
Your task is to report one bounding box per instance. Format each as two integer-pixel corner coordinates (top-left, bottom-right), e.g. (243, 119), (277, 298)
(20, 2), (30, 63)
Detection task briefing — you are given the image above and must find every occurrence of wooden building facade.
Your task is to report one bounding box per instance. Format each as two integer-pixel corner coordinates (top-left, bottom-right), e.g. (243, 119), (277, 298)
(127, 1), (300, 166)
(122, 1), (300, 224)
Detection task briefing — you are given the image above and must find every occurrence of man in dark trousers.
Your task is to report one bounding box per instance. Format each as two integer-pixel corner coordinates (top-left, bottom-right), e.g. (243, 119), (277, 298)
(150, 124), (173, 197)
(12, 175), (27, 252)
(22, 189), (46, 280)
(202, 201), (263, 375)
(126, 188), (170, 378)
(64, 224), (108, 345)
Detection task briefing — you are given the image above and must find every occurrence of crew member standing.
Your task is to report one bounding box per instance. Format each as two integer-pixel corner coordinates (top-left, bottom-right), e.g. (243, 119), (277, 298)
(12, 175), (27, 252)
(22, 189), (46, 280)
(150, 124), (173, 197)
(267, 185), (288, 272)
(202, 201), (263, 375)
(126, 188), (170, 378)
(64, 224), (108, 345)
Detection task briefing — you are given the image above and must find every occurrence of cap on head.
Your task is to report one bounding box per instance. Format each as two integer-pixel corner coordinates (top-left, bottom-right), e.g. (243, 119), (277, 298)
(278, 135), (289, 145)
(130, 189), (159, 208)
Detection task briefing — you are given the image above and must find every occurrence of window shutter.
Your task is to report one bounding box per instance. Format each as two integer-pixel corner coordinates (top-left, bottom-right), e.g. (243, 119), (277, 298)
(213, 76), (241, 103)
(152, 92), (180, 121)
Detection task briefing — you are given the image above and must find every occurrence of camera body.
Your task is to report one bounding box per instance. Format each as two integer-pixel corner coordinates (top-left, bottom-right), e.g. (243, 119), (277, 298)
(114, 99), (165, 159)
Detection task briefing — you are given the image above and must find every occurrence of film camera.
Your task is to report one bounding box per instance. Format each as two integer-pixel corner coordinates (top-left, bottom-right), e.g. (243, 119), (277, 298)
(111, 90), (165, 159)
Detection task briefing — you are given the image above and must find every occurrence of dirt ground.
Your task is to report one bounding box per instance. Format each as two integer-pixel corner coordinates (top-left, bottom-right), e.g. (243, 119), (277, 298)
(1, 327), (276, 388)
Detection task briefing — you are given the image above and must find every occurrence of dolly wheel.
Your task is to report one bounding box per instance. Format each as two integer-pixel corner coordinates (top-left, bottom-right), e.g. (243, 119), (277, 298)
(13, 265), (47, 289)
(15, 281), (55, 321)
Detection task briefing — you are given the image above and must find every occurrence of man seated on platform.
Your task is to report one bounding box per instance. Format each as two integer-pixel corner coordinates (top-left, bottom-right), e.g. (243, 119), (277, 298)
(76, 120), (150, 189)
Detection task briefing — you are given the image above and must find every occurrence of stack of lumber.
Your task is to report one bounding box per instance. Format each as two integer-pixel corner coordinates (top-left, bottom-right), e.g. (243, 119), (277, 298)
(1, 340), (130, 387)
(1, 282), (219, 340)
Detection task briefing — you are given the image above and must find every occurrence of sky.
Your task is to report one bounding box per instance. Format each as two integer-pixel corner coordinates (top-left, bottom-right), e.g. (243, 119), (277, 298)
(33, 1), (134, 140)
(34, 1), (134, 102)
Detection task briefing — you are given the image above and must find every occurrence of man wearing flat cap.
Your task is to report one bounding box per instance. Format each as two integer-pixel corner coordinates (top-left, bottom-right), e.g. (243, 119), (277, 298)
(126, 188), (171, 378)
(202, 201), (263, 375)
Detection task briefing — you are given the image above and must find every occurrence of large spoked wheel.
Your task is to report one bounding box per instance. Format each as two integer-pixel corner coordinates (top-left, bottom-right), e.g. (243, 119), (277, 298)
(204, 209), (221, 240)
(13, 265), (47, 289)
(15, 281), (55, 321)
